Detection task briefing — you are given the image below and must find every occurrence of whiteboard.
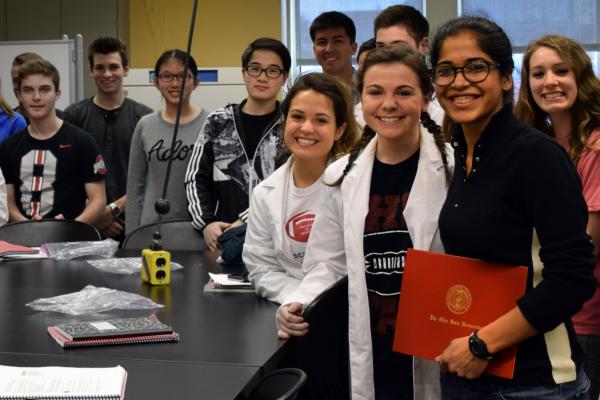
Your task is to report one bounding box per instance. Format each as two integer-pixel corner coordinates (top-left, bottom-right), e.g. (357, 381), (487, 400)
(0, 35), (84, 111)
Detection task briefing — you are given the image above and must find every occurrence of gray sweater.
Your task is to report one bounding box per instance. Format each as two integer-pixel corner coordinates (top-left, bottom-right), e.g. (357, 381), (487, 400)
(126, 109), (209, 234)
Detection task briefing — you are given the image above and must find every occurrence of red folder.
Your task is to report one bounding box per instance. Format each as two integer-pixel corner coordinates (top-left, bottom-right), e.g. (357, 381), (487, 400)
(392, 249), (528, 379)
(0, 240), (38, 256)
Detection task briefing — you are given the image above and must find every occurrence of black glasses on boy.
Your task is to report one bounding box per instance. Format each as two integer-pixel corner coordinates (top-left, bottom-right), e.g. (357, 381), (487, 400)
(245, 65), (284, 79)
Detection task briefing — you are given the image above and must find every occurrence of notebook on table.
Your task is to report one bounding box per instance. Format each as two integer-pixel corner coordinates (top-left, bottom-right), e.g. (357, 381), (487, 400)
(0, 364), (127, 399)
(48, 315), (179, 348)
(0, 240), (43, 259)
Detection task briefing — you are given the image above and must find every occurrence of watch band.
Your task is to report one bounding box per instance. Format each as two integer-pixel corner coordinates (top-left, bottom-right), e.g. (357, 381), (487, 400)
(468, 330), (494, 360)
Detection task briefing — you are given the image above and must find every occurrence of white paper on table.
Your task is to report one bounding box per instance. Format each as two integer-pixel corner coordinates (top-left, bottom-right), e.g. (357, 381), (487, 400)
(208, 272), (250, 286)
(0, 365), (127, 398)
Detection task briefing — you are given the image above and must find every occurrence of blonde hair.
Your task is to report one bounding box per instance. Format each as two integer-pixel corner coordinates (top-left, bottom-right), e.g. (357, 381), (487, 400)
(0, 85), (14, 117)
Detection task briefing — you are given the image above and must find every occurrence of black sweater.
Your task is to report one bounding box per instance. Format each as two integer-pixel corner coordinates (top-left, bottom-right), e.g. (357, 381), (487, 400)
(439, 105), (596, 385)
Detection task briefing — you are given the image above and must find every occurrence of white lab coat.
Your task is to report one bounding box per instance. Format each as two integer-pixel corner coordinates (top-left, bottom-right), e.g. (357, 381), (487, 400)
(287, 128), (453, 400)
(244, 158), (326, 305)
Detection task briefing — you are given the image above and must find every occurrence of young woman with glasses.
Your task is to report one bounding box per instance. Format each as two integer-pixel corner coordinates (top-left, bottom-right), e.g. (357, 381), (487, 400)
(185, 38), (290, 251)
(515, 34), (600, 400)
(430, 16), (595, 399)
(125, 49), (208, 233)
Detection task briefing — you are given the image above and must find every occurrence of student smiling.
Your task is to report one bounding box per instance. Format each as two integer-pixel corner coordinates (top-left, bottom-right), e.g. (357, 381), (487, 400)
(516, 34), (600, 400)
(0, 59), (106, 223)
(64, 37), (152, 239)
(185, 38), (290, 252)
(310, 12), (358, 101)
(126, 49), (208, 233)
(373, 5), (444, 127)
(280, 44), (452, 400)
(243, 73), (358, 307)
(430, 17), (595, 400)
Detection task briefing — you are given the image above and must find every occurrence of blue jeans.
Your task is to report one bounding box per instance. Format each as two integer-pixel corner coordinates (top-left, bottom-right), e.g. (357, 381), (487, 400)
(440, 370), (590, 400)
(578, 334), (600, 400)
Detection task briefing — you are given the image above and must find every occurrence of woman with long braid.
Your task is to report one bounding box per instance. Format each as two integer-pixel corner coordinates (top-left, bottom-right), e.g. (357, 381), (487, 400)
(278, 44), (453, 399)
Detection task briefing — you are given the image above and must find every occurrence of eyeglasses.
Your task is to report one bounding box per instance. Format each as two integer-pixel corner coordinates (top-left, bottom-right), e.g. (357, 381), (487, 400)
(431, 60), (501, 86)
(157, 72), (193, 82)
(245, 65), (284, 79)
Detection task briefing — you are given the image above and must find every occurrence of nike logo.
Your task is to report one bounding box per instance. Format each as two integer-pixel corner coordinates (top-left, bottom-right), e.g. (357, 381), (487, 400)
(59, 144), (72, 149)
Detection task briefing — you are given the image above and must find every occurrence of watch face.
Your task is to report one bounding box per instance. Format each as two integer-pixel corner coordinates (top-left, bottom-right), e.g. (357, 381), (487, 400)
(111, 206), (121, 217)
(470, 337), (484, 353)
(469, 333), (493, 360)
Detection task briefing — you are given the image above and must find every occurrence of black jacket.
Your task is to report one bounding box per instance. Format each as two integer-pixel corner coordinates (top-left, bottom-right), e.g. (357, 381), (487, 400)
(185, 101), (286, 231)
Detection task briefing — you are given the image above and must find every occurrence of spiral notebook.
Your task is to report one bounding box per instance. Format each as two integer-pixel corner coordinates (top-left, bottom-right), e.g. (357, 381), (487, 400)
(48, 315), (179, 348)
(0, 240), (41, 259)
(0, 364), (127, 399)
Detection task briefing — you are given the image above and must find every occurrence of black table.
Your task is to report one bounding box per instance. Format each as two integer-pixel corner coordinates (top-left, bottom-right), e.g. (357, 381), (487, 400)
(0, 250), (285, 399)
(0, 353), (259, 399)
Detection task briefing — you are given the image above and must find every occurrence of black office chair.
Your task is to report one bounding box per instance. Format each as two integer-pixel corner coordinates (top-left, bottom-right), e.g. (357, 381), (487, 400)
(246, 368), (307, 400)
(288, 276), (350, 400)
(122, 219), (206, 251)
(0, 220), (101, 246)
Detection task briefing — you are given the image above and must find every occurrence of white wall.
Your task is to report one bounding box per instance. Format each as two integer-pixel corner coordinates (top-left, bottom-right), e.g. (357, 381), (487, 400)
(123, 67), (249, 114)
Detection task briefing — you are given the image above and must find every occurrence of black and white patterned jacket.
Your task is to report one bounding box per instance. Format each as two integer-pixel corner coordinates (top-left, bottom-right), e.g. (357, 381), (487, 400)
(185, 100), (286, 231)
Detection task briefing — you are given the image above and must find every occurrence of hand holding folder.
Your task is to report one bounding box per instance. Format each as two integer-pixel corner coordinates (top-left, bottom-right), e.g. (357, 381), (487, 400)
(392, 249), (528, 379)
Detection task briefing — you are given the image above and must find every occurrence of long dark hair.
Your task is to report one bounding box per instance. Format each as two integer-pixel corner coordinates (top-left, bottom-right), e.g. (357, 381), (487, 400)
(154, 49), (199, 83)
(430, 16), (514, 105)
(430, 16), (515, 137)
(333, 44), (451, 186)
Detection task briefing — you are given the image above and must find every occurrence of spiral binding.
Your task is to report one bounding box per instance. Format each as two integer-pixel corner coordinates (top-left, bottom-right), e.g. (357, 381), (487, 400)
(48, 327), (179, 348)
(63, 332), (180, 348)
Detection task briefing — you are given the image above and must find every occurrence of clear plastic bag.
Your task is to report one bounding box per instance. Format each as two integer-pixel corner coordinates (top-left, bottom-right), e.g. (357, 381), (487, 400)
(41, 239), (120, 260)
(86, 258), (184, 275)
(26, 285), (164, 315)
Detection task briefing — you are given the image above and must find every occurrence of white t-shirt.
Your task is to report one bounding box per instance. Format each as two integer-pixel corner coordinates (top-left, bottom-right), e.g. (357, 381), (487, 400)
(282, 168), (325, 264)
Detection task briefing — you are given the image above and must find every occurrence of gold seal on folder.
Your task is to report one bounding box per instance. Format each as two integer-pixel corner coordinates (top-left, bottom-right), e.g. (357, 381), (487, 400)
(446, 284), (472, 314)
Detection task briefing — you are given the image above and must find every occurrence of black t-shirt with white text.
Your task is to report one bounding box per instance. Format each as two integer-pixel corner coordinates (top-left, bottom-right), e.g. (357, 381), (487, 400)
(0, 122), (106, 219)
(364, 150), (418, 397)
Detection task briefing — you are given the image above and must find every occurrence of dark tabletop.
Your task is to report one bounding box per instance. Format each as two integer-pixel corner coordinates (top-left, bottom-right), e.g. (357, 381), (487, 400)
(0, 352), (260, 399)
(0, 250), (285, 399)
